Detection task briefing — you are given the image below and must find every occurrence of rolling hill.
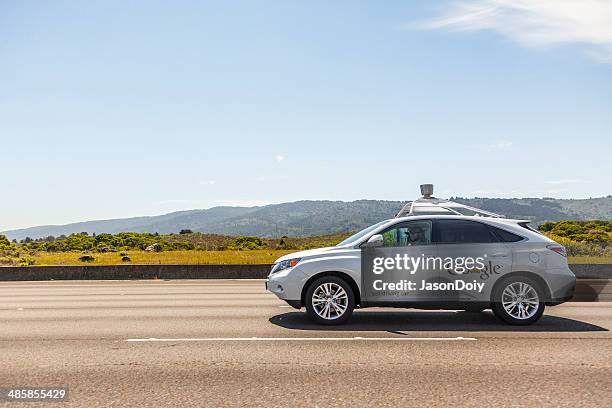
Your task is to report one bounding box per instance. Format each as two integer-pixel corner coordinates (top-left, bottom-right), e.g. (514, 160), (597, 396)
(3, 197), (611, 241)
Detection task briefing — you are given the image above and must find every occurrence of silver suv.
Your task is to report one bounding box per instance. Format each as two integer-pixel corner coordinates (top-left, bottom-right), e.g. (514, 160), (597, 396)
(266, 215), (576, 325)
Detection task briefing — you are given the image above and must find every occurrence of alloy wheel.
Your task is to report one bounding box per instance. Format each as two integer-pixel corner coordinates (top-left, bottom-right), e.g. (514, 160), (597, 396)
(311, 282), (348, 320)
(501, 282), (539, 320)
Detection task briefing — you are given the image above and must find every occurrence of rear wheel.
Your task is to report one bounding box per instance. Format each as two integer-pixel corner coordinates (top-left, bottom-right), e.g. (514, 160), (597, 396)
(492, 276), (545, 325)
(305, 276), (355, 325)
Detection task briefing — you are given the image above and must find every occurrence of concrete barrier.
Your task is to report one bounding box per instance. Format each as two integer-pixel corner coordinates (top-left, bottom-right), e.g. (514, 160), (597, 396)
(0, 264), (272, 281)
(574, 279), (612, 302)
(568, 263), (612, 279)
(0, 263), (610, 302)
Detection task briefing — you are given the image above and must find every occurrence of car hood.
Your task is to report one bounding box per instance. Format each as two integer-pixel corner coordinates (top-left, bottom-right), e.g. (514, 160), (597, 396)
(274, 246), (350, 263)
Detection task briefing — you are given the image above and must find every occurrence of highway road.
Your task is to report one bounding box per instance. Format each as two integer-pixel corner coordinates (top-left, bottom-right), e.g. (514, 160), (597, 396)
(1, 279), (611, 407)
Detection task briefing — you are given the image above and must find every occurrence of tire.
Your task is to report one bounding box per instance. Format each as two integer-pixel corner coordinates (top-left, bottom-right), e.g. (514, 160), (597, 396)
(305, 276), (355, 325)
(492, 276), (545, 325)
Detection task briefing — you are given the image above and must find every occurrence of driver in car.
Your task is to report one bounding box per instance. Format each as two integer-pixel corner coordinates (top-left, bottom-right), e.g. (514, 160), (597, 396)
(407, 226), (427, 245)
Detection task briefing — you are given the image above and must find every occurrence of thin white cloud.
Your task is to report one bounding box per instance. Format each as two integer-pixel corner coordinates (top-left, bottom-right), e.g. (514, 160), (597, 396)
(414, 0), (612, 63)
(544, 188), (568, 195)
(249, 175), (290, 183)
(155, 199), (193, 204)
(275, 154), (285, 163)
(470, 189), (522, 197)
(200, 180), (216, 186)
(476, 140), (513, 151)
(546, 178), (592, 185)
(155, 198), (275, 208)
(210, 199), (275, 207)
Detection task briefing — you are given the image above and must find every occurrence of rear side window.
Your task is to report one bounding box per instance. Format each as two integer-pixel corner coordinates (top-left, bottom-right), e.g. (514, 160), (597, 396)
(434, 219), (497, 244)
(488, 225), (524, 242)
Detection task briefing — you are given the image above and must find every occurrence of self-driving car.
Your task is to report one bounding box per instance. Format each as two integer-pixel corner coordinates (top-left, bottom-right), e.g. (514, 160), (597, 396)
(266, 214), (576, 326)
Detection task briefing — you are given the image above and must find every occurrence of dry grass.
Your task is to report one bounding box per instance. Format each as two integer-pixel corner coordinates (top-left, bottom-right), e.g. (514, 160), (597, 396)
(27, 251), (612, 266)
(31, 250), (294, 266)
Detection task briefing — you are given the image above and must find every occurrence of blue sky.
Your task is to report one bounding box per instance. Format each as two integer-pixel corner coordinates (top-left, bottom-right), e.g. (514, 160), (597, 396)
(1, 0), (611, 231)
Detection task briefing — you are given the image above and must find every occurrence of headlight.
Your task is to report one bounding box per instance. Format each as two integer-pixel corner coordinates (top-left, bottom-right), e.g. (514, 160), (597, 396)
(271, 258), (301, 274)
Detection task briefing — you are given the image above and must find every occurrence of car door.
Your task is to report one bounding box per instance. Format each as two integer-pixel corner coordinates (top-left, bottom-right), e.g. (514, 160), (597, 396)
(433, 219), (513, 303)
(361, 219), (440, 304)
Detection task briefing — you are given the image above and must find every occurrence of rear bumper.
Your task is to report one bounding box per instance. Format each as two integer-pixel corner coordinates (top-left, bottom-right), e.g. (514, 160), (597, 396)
(546, 267), (576, 305)
(547, 294), (574, 306)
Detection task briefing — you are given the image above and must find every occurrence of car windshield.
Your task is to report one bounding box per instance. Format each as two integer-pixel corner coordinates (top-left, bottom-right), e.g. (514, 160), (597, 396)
(336, 220), (389, 246)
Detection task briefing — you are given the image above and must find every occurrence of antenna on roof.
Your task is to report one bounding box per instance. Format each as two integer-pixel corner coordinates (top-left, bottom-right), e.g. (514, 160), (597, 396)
(420, 184), (434, 199)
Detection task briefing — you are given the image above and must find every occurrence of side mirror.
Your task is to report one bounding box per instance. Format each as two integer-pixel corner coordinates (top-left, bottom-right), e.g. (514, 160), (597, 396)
(364, 234), (383, 248)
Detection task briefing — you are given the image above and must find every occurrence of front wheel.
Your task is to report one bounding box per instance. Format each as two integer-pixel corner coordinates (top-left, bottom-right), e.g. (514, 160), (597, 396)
(305, 276), (355, 325)
(492, 276), (545, 325)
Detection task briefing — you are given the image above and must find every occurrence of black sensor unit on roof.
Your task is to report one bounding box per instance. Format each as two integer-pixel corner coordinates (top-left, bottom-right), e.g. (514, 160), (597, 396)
(395, 184), (504, 219)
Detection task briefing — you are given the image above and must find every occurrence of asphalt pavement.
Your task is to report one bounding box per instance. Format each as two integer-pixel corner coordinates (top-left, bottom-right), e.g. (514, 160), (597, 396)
(1, 279), (611, 407)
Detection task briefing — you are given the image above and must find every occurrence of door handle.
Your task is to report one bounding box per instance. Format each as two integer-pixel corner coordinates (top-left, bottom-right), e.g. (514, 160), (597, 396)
(490, 253), (509, 257)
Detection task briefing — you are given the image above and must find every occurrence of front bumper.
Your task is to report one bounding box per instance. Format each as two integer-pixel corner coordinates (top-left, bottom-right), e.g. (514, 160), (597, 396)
(266, 266), (306, 305)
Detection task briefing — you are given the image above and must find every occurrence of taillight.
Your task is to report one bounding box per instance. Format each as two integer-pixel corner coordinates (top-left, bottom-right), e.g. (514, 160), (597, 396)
(547, 244), (567, 257)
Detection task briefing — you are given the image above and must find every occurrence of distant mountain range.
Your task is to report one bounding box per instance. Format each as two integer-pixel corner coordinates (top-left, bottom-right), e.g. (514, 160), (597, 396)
(3, 197), (611, 241)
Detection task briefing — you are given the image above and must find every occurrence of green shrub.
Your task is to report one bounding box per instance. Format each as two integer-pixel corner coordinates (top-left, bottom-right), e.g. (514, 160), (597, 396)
(0, 256), (15, 266)
(0, 234), (16, 251)
(18, 257), (36, 266)
(539, 222), (555, 232)
(546, 234), (609, 256)
(231, 236), (266, 250)
(540, 220), (611, 243)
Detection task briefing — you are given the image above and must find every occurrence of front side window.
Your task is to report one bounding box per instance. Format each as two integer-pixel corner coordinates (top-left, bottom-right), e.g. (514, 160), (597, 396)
(381, 220), (432, 247)
(434, 219), (497, 244)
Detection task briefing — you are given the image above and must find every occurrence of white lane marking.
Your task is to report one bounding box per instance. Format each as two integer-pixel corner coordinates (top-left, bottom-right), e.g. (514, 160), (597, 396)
(126, 336), (476, 342)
